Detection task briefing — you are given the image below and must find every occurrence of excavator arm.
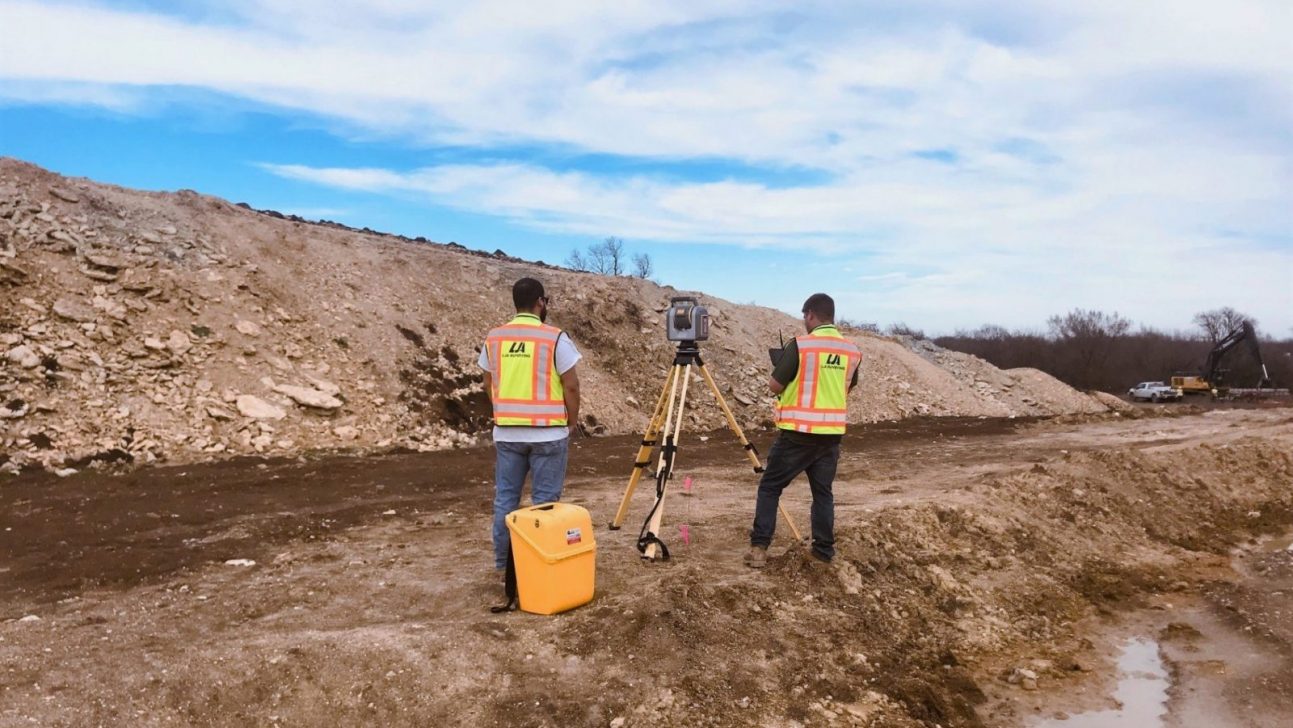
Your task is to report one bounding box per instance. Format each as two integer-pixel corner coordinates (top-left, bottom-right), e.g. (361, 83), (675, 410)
(1242, 322), (1272, 388)
(1203, 321), (1271, 389)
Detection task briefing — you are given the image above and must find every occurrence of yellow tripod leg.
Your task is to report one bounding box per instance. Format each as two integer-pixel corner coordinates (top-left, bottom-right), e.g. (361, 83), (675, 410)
(610, 366), (674, 529)
(697, 363), (804, 543)
(644, 364), (691, 560)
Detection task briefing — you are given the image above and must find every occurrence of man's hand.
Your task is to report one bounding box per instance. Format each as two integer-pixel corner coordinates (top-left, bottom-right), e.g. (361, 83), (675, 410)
(768, 375), (786, 395)
(561, 366), (581, 438)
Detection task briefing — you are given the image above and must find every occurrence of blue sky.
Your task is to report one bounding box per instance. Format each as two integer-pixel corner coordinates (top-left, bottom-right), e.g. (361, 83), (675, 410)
(1, 0), (1290, 336)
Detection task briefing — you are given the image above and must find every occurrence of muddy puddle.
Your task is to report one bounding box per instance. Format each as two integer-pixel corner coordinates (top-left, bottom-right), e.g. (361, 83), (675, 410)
(1034, 638), (1169, 727)
(1027, 529), (1293, 728)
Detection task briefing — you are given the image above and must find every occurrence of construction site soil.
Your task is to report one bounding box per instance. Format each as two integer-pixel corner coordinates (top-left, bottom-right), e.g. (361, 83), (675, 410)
(5, 160), (1291, 726)
(3, 407), (1291, 727)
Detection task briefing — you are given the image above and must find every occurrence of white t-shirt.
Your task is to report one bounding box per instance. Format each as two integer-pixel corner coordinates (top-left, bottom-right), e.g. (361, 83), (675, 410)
(478, 328), (582, 442)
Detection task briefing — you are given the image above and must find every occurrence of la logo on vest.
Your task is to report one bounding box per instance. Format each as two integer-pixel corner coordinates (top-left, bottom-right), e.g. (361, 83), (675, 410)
(825, 354), (843, 367)
(507, 342), (528, 355)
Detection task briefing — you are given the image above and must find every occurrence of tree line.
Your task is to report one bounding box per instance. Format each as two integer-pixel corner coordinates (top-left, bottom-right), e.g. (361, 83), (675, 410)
(565, 237), (653, 280)
(923, 307), (1291, 393)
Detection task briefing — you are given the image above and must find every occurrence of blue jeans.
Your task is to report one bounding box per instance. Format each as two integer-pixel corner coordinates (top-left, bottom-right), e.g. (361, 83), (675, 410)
(493, 439), (569, 569)
(749, 433), (840, 560)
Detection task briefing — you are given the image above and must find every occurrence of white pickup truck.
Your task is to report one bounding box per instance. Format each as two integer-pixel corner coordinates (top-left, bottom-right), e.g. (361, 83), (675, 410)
(1127, 382), (1183, 402)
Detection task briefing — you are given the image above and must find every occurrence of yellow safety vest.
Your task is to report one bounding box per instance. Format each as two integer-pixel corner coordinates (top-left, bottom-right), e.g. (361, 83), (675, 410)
(776, 325), (861, 435)
(485, 314), (568, 426)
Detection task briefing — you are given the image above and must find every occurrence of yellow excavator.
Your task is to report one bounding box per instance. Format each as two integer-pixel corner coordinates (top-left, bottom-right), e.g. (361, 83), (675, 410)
(1171, 321), (1271, 396)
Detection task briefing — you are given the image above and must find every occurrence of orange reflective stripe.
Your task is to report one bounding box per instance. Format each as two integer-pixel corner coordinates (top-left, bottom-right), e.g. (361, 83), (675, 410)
(798, 351), (813, 409)
(531, 347), (542, 406)
(492, 399), (565, 406)
(486, 334), (558, 345)
(777, 414), (848, 424)
(488, 326), (561, 341)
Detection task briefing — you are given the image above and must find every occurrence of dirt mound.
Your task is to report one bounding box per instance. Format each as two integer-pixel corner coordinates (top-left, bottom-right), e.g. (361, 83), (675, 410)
(556, 436), (1293, 726)
(1088, 389), (1135, 413)
(1004, 368), (1108, 416)
(3, 411), (1288, 727)
(1, 158), (1109, 475)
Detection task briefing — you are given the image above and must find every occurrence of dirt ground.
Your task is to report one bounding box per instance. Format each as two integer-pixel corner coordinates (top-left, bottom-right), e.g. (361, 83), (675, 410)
(2, 408), (1292, 727)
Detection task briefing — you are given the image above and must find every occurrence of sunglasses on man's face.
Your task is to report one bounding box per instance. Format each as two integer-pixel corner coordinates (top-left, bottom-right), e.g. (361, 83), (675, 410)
(541, 296), (551, 306)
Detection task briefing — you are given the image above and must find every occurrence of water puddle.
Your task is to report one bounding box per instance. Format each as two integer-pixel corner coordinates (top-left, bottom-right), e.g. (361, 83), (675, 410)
(1035, 638), (1169, 727)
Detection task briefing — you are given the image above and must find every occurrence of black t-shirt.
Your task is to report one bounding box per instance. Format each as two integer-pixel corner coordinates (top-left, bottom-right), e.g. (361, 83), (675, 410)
(770, 336), (860, 444)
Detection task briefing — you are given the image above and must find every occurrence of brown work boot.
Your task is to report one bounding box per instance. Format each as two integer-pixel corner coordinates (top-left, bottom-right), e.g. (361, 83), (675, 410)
(808, 549), (832, 565)
(743, 545), (768, 569)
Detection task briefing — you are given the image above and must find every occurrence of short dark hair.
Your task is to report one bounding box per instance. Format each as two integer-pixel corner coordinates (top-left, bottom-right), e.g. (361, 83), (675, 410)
(802, 293), (834, 321)
(512, 277), (546, 310)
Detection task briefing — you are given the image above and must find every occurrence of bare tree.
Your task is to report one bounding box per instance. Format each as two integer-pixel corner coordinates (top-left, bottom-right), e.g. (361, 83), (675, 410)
(1193, 307), (1252, 343)
(566, 237), (630, 275)
(886, 322), (926, 339)
(936, 314), (1293, 393)
(972, 324), (1011, 340)
(1048, 309), (1131, 340)
(836, 319), (879, 333)
(588, 237), (625, 276)
(631, 252), (653, 280)
(565, 249), (589, 272)
(1047, 309), (1131, 390)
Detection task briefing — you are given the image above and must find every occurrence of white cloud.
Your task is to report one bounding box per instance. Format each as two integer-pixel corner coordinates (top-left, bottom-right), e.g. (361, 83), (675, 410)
(1, 0), (1289, 330)
(0, 79), (146, 112)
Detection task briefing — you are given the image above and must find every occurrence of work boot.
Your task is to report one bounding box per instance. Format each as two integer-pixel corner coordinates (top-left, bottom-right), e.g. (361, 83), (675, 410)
(743, 545), (768, 569)
(808, 549), (832, 565)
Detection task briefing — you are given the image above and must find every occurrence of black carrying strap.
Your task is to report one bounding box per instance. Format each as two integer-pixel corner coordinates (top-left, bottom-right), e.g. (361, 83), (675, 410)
(636, 437), (676, 561)
(490, 547), (519, 613)
(636, 532), (671, 561)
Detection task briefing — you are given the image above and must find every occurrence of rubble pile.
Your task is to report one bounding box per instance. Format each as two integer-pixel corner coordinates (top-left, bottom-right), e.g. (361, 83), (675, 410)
(1, 158), (1111, 475)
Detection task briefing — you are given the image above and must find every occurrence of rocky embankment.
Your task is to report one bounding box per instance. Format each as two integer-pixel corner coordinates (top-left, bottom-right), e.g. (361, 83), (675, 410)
(1, 158), (1112, 476)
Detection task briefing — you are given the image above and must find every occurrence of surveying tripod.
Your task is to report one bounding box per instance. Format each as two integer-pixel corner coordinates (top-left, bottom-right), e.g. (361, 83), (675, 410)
(609, 341), (802, 560)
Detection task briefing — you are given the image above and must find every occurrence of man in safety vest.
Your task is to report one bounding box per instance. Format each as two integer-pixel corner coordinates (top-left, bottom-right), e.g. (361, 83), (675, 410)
(478, 277), (582, 571)
(745, 292), (860, 568)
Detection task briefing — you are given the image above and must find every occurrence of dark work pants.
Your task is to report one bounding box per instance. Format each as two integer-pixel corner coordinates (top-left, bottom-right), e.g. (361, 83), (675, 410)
(749, 432), (840, 560)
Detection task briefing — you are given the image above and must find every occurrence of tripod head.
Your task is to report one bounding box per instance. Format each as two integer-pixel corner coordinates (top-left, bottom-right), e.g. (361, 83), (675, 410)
(672, 339), (703, 366)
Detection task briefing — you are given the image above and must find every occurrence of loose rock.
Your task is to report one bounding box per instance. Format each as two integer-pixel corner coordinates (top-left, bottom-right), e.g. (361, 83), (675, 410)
(274, 384), (343, 411)
(6, 345), (40, 369)
(53, 297), (96, 323)
(167, 330), (192, 356)
(235, 395), (286, 420)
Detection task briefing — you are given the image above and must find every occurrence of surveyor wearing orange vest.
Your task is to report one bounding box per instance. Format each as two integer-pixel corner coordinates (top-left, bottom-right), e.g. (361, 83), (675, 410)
(745, 293), (860, 568)
(479, 278), (582, 570)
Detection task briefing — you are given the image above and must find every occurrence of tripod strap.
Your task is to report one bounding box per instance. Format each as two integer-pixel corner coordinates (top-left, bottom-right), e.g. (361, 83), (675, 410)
(636, 436), (677, 560)
(636, 532), (671, 561)
(489, 548), (519, 613)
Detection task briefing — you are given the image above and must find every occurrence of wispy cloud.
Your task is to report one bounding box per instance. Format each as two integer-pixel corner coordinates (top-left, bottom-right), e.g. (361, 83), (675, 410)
(1, 0), (1289, 329)
(0, 79), (147, 112)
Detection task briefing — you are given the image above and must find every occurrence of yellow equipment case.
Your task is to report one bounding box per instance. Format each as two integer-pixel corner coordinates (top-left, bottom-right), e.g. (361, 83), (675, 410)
(505, 503), (596, 615)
